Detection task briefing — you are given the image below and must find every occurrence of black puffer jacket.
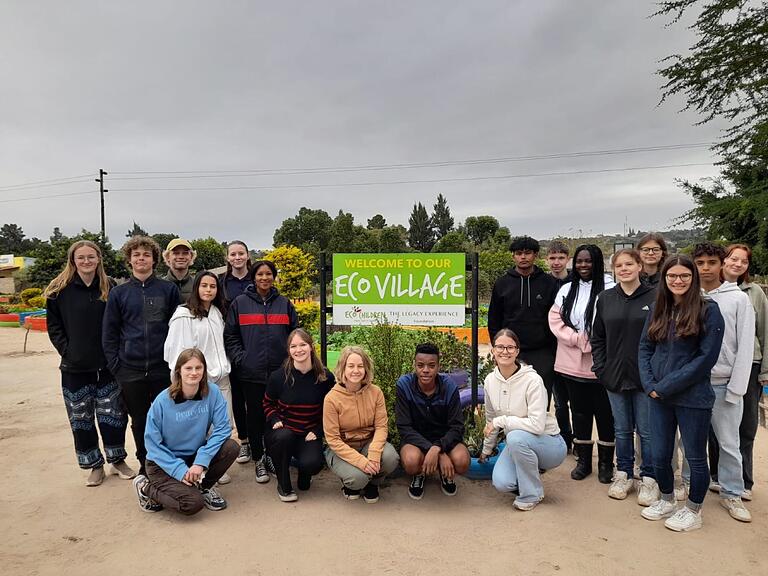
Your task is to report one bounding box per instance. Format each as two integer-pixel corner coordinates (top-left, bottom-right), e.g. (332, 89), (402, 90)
(223, 286), (298, 382)
(590, 283), (656, 392)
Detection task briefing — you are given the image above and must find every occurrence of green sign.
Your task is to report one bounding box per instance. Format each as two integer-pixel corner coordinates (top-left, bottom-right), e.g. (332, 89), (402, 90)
(333, 253), (465, 326)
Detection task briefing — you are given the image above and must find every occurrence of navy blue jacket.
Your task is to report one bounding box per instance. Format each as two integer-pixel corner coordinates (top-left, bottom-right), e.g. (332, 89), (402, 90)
(102, 274), (180, 373)
(223, 286), (298, 382)
(638, 300), (725, 409)
(591, 283), (656, 393)
(395, 373), (464, 453)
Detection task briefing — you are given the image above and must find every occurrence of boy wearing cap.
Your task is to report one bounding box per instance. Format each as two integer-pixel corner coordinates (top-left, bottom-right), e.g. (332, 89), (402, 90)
(163, 238), (197, 302)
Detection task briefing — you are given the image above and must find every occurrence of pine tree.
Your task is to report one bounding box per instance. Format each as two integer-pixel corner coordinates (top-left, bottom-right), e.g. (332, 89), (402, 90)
(407, 202), (435, 252)
(431, 194), (454, 239)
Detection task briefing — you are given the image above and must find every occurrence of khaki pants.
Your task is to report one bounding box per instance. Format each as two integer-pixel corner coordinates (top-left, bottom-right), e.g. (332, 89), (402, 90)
(325, 441), (400, 490)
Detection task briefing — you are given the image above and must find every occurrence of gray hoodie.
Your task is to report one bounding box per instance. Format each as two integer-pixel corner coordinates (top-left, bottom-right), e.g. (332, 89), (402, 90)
(740, 282), (768, 381)
(705, 282), (756, 403)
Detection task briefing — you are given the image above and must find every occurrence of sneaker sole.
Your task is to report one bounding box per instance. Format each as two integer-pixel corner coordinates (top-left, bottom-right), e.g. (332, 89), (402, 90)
(255, 475), (270, 484)
(236, 457), (252, 464)
(363, 497), (379, 504)
(204, 501), (227, 511)
(441, 487), (458, 496)
(641, 509), (675, 521)
(665, 518), (702, 532)
(279, 494), (298, 502)
(343, 493), (361, 501)
(408, 490), (424, 500)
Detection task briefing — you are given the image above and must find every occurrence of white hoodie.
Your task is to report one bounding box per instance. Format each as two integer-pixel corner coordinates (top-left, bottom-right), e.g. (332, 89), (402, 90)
(481, 364), (560, 456)
(705, 282), (756, 403)
(554, 274), (616, 332)
(164, 305), (231, 383)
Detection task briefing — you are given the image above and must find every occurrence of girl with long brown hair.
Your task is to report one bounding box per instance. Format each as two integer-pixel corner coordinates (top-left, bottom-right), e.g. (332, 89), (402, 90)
(638, 255), (724, 532)
(45, 240), (134, 486)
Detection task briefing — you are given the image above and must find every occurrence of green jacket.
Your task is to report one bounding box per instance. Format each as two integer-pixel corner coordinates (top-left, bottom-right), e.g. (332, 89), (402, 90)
(163, 270), (195, 303)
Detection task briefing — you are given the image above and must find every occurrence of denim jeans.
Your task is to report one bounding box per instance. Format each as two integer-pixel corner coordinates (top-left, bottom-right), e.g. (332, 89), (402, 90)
(607, 389), (653, 479)
(492, 430), (567, 504)
(649, 400), (711, 509)
(710, 384), (745, 498)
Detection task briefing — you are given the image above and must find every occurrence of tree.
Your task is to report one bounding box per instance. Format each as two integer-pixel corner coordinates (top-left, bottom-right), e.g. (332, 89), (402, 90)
(432, 194), (454, 238)
(432, 230), (469, 253)
(273, 207), (333, 256)
(407, 202), (435, 252)
(190, 237), (226, 271)
(328, 210), (360, 254)
(367, 214), (387, 229)
(463, 215), (500, 245)
(379, 225), (409, 253)
(656, 1), (768, 162)
(0, 224), (26, 254)
(263, 244), (315, 299)
(126, 222), (148, 237)
(26, 229), (123, 287)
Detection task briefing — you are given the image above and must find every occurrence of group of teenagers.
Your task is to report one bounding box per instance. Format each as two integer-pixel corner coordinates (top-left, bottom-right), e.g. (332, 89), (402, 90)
(43, 231), (765, 531)
(486, 234), (765, 531)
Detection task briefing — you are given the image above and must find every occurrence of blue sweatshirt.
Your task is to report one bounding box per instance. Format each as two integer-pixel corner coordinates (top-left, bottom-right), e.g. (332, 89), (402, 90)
(144, 383), (231, 480)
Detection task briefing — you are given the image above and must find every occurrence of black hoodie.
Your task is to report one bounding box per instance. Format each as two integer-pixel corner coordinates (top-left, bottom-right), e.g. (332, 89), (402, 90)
(487, 266), (559, 351)
(590, 282), (656, 392)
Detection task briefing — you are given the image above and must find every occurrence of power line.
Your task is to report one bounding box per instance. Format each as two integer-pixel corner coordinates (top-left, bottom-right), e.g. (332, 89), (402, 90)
(108, 142), (712, 179)
(108, 162), (713, 193)
(0, 174), (97, 192)
(0, 190), (96, 204)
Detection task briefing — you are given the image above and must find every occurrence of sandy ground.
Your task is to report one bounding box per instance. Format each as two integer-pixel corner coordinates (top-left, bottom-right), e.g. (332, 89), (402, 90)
(1, 328), (766, 576)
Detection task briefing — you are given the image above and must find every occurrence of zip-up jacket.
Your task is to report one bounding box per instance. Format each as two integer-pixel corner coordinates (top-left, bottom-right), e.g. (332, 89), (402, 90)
(638, 300), (725, 409)
(46, 274), (112, 373)
(102, 274), (181, 374)
(223, 286), (298, 381)
(218, 271), (252, 309)
(705, 282), (756, 403)
(488, 266), (559, 350)
(163, 270), (195, 303)
(395, 373), (464, 453)
(323, 381), (389, 470)
(591, 283), (656, 392)
(741, 281), (768, 380)
(164, 304), (231, 382)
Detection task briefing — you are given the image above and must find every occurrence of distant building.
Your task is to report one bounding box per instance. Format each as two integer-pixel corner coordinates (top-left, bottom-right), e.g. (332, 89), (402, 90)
(0, 255), (36, 294)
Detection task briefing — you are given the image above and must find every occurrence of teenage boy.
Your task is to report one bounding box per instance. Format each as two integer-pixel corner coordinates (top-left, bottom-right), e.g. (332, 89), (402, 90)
(545, 240), (573, 450)
(693, 243), (755, 523)
(488, 236), (559, 404)
(162, 238), (196, 302)
(546, 240), (571, 287)
(396, 343), (469, 499)
(103, 236), (181, 476)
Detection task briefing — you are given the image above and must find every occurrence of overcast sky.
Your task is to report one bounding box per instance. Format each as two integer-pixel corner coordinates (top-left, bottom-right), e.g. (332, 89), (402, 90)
(0, 1), (724, 251)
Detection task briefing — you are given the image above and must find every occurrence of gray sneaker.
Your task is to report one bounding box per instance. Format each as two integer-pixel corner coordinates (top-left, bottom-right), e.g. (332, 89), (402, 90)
(133, 475), (162, 513)
(201, 486), (227, 511)
(255, 457), (270, 484)
(236, 443), (252, 464)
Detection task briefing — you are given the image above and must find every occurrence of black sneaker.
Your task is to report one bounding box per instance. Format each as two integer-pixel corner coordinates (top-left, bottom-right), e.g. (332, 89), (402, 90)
(264, 454), (277, 477)
(342, 486), (361, 500)
(133, 475), (163, 513)
(236, 442), (252, 464)
(297, 471), (312, 491)
(277, 485), (298, 502)
(363, 483), (379, 504)
(201, 487), (227, 511)
(408, 474), (425, 500)
(440, 474), (458, 496)
(255, 457), (270, 484)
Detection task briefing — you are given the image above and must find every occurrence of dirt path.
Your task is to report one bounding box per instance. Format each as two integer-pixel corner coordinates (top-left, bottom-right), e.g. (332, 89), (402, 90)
(1, 328), (765, 576)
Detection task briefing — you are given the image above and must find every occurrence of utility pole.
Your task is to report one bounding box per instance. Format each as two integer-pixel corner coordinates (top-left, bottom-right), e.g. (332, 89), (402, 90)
(95, 169), (107, 238)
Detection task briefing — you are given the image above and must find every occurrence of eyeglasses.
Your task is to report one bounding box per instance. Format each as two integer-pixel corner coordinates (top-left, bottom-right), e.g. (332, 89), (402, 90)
(74, 256), (98, 262)
(493, 345), (519, 353)
(666, 273), (692, 282)
(640, 247), (662, 254)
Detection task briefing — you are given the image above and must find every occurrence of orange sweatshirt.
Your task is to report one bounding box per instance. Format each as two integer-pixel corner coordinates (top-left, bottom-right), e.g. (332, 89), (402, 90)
(323, 382), (389, 471)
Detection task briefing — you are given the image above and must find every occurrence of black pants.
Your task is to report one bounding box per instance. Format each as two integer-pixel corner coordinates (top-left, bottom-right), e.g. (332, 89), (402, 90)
(708, 362), (761, 489)
(563, 375), (614, 442)
(552, 373), (573, 445)
(146, 438), (239, 516)
(116, 365), (170, 475)
(265, 427), (324, 492)
(518, 347), (555, 408)
(229, 372), (249, 441)
(241, 377), (267, 461)
(61, 370), (128, 469)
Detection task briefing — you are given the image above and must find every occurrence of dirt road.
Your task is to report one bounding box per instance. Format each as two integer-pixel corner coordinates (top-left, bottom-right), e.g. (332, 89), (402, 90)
(1, 328), (765, 576)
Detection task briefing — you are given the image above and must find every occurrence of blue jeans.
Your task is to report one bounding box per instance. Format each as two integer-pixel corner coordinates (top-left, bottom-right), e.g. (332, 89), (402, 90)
(607, 389), (653, 479)
(710, 384), (745, 498)
(492, 430), (567, 504)
(649, 400), (711, 509)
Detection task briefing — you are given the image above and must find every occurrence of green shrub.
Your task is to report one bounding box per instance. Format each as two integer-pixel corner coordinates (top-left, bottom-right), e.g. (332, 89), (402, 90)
(294, 301), (320, 333)
(27, 296), (46, 309)
(20, 288), (42, 305)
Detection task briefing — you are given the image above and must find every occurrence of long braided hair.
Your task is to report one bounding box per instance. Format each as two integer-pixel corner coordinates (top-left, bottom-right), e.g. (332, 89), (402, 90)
(559, 244), (605, 337)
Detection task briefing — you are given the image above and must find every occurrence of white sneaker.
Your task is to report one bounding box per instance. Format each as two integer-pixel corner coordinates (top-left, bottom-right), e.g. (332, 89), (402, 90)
(217, 472), (232, 485)
(608, 471), (634, 500)
(674, 481), (689, 501)
(720, 497), (752, 522)
(641, 499), (676, 521)
(513, 496), (543, 511)
(664, 506), (703, 532)
(708, 479), (721, 493)
(741, 489), (753, 501)
(637, 476), (661, 507)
